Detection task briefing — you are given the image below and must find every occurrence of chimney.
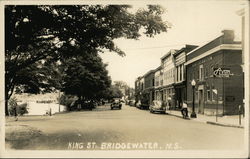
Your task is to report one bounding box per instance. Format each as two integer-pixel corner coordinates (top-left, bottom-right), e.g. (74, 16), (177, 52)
(222, 30), (235, 43)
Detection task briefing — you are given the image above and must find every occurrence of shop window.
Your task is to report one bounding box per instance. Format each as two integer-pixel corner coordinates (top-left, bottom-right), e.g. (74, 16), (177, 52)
(211, 89), (217, 101)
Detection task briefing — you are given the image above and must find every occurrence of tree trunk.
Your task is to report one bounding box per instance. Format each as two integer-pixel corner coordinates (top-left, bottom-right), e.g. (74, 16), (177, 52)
(5, 73), (16, 116)
(5, 100), (9, 116)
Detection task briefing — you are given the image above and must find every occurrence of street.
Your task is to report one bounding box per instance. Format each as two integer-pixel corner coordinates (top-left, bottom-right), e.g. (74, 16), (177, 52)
(5, 104), (244, 150)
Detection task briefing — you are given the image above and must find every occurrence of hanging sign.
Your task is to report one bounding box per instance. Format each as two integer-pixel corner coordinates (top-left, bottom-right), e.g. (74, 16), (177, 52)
(212, 89), (218, 95)
(213, 67), (233, 78)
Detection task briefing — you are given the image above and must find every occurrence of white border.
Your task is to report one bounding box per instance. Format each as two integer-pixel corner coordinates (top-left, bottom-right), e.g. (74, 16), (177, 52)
(244, 2), (250, 157)
(0, 0), (249, 158)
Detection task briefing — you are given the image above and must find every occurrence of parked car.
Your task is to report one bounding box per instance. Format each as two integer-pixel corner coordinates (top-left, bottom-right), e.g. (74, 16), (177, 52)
(149, 100), (166, 114)
(128, 100), (135, 106)
(136, 100), (141, 109)
(82, 100), (96, 110)
(69, 99), (95, 111)
(111, 98), (122, 110)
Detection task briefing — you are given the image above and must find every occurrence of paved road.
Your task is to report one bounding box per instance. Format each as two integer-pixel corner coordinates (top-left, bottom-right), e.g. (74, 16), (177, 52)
(6, 104), (244, 150)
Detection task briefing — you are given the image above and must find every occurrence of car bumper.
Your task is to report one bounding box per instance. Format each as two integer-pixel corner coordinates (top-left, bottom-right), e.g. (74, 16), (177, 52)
(150, 107), (166, 112)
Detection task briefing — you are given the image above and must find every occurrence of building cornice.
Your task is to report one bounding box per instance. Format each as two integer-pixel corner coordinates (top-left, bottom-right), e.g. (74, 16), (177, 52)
(185, 44), (242, 66)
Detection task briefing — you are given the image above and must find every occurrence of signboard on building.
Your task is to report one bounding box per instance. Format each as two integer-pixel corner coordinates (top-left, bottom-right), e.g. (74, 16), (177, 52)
(213, 67), (233, 78)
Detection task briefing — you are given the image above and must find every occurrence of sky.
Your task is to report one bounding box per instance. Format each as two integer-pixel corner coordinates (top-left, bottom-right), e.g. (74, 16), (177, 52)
(100, 0), (246, 88)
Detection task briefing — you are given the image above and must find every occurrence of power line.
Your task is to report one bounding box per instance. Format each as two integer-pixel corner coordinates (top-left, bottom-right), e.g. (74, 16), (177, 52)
(124, 40), (211, 51)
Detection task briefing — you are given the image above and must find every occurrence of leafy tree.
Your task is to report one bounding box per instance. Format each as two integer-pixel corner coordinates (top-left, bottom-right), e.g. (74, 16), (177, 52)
(5, 5), (169, 115)
(108, 85), (123, 99)
(114, 81), (129, 89)
(15, 60), (62, 94)
(61, 51), (111, 101)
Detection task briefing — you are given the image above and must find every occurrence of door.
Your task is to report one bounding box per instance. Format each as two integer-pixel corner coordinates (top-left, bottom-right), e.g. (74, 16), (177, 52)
(198, 89), (204, 114)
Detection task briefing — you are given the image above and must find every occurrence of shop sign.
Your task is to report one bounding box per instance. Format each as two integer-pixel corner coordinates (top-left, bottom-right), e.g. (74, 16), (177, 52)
(213, 67), (233, 78)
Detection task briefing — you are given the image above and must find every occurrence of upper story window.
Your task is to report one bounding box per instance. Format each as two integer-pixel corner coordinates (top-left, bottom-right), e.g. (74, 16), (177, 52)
(180, 65), (183, 81)
(199, 64), (204, 81)
(176, 67), (179, 82)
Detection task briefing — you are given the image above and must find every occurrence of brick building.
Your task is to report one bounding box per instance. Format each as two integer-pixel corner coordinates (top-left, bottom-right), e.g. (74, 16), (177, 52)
(185, 30), (243, 115)
(173, 45), (198, 109)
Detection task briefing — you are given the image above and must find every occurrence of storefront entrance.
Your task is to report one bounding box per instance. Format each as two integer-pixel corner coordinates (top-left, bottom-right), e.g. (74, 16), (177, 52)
(198, 89), (204, 114)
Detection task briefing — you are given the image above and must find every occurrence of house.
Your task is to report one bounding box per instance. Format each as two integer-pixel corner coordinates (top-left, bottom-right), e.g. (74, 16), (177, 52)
(185, 30), (243, 115)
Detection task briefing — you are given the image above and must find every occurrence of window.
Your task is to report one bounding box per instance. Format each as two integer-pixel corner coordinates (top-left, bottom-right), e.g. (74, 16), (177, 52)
(180, 65), (183, 81)
(205, 67), (208, 78)
(176, 67), (179, 82)
(199, 64), (204, 81)
(211, 89), (217, 101)
(207, 89), (211, 101)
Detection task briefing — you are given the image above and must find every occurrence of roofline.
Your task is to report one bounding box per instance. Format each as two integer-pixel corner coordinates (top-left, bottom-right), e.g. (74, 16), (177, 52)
(143, 69), (156, 77)
(155, 65), (162, 71)
(173, 44), (199, 56)
(160, 49), (178, 61)
(186, 34), (223, 56)
(185, 44), (242, 66)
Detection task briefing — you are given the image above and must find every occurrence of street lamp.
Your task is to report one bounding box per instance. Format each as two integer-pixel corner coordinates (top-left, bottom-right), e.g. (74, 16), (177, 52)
(191, 79), (197, 118)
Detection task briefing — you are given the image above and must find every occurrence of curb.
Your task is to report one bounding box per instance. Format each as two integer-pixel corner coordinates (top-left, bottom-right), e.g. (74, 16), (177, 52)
(167, 112), (191, 120)
(206, 121), (244, 128)
(167, 112), (244, 128)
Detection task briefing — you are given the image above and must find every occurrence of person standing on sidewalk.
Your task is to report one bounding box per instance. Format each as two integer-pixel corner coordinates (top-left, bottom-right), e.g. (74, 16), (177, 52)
(181, 101), (188, 118)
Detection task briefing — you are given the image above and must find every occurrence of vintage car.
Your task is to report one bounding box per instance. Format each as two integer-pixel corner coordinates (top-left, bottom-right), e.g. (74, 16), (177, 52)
(70, 99), (96, 111)
(135, 100), (141, 109)
(110, 98), (122, 110)
(128, 100), (135, 106)
(149, 100), (166, 114)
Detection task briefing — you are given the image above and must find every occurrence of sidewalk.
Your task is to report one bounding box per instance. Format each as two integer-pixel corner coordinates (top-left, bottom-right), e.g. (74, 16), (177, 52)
(166, 110), (245, 128)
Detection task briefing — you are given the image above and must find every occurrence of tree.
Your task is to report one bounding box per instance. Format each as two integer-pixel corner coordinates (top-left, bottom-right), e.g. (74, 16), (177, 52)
(5, 5), (169, 115)
(14, 60), (62, 94)
(108, 85), (123, 99)
(61, 51), (111, 101)
(114, 81), (129, 89)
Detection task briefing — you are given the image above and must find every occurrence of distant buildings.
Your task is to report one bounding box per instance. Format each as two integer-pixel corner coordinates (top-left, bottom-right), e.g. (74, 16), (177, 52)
(135, 30), (244, 115)
(144, 70), (155, 106)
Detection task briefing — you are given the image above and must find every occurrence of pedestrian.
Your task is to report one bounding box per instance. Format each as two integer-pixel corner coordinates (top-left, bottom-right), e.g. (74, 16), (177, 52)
(181, 101), (188, 118)
(239, 104), (245, 118)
